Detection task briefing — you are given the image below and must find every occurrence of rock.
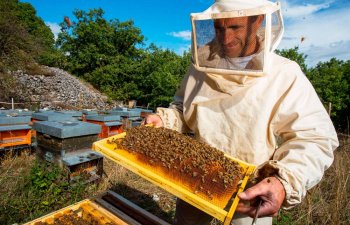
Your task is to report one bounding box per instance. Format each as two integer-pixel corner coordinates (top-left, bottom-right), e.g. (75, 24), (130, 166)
(11, 66), (113, 110)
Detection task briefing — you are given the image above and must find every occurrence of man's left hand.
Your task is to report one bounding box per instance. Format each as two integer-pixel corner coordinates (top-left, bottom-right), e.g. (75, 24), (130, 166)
(235, 176), (286, 217)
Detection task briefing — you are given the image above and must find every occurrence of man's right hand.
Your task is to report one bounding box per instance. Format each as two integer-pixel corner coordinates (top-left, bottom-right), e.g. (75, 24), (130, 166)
(141, 114), (164, 127)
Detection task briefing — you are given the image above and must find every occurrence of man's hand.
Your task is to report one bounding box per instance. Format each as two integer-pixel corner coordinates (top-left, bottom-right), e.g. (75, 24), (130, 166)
(236, 177), (285, 218)
(141, 114), (164, 127)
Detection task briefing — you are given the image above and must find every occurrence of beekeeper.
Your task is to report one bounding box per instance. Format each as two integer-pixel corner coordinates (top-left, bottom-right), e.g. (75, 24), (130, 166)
(144, 0), (339, 224)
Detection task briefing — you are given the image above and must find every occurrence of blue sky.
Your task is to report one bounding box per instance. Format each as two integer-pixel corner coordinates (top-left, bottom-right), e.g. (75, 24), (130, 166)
(22, 0), (350, 66)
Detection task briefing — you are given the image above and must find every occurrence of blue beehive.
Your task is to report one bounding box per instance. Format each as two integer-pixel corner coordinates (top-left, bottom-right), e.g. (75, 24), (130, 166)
(34, 121), (103, 181)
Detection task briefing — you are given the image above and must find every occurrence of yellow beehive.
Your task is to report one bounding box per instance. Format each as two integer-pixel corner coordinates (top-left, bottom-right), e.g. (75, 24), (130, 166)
(92, 128), (256, 225)
(23, 199), (128, 225)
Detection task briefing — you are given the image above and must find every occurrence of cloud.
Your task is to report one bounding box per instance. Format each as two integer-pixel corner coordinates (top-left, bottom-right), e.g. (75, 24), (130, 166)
(278, 3), (350, 66)
(280, 0), (333, 19)
(46, 22), (61, 40)
(304, 40), (350, 66)
(167, 30), (192, 41)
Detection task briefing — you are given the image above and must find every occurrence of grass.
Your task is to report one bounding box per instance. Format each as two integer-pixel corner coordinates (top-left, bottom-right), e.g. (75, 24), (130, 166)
(0, 135), (348, 225)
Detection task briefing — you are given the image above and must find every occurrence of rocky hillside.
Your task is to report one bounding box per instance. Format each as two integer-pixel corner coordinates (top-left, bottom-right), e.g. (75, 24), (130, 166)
(11, 66), (112, 110)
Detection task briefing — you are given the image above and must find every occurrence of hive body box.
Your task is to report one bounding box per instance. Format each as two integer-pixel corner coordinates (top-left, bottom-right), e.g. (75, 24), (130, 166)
(34, 121), (104, 181)
(85, 114), (123, 138)
(0, 116), (32, 149)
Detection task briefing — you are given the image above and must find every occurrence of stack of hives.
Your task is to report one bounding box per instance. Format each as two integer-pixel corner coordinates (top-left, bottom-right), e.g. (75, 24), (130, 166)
(107, 126), (245, 207)
(34, 121), (104, 181)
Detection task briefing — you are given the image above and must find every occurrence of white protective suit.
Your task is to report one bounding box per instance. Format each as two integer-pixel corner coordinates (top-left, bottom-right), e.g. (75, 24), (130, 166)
(156, 0), (339, 224)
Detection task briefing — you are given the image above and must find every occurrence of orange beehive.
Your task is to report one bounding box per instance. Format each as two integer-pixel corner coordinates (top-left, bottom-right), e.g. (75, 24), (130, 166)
(0, 125), (32, 148)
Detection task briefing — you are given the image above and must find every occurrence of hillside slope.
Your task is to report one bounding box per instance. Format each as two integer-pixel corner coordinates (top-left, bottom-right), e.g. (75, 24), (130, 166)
(10, 66), (112, 110)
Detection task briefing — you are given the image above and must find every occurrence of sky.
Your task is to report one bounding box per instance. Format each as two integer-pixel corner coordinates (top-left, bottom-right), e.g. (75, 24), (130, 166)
(21, 0), (350, 67)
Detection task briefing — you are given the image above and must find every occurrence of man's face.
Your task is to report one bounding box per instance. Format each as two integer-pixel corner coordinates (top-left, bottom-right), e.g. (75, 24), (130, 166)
(214, 16), (262, 58)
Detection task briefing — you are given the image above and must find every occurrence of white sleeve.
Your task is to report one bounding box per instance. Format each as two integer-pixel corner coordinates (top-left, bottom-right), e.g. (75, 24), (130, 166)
(259, 72), (339, 209)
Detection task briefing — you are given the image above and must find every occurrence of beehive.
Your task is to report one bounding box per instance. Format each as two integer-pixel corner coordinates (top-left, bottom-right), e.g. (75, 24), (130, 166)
(24, 191), (171, 225)
(0, 116), (32, 149)
(85, 115), (122, 139)
(23, 199), (124, 225)
(0, 125), (31, 149)
(93, 126), (255, 224)
(34, 121), (103, 181)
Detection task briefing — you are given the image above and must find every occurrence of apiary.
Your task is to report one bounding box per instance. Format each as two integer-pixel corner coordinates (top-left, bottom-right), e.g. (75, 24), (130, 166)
(34, 121), (103, 181)
(85, 115), (122, 139)
(24, 190), (171, 225)
(93, 126), (256, 224)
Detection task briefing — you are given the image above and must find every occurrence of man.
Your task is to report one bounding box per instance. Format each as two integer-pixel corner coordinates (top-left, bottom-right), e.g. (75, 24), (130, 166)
(144, 0), (338, 224)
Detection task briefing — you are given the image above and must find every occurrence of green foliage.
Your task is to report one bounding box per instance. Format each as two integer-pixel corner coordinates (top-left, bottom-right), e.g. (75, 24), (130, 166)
(307, 58), (348, 113)
(58, 8), (190, 108)
(0, 160), (90, 224)
(307, 59), (349, 131)
(57, 8), (144, 76)
(0, 0), (55, 71)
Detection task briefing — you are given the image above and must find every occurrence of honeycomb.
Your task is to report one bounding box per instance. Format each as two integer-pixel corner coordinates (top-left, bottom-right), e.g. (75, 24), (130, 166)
(108, 126), (245, 207)
(33, 209), (116, 225)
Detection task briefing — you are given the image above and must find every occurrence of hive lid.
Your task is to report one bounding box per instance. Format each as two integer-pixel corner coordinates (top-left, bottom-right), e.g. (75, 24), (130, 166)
(33, 121), (101, 138)
(32, 112), (75, 121)
(86, 114), (121, 122)
(109, 110), (141, 117)
(0, 116), (31, 125)
(56, 110), (83, 117)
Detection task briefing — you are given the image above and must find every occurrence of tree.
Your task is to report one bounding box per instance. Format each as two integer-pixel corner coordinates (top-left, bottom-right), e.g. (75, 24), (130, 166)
(57, 8), (144, 77)
(0, 0), (55, 71)
(307, 58), (349, 131)
(57, 8), (191, 107)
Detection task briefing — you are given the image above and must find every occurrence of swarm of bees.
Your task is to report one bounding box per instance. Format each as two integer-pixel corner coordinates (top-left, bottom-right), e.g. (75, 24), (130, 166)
(110, 126), (244, 200)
